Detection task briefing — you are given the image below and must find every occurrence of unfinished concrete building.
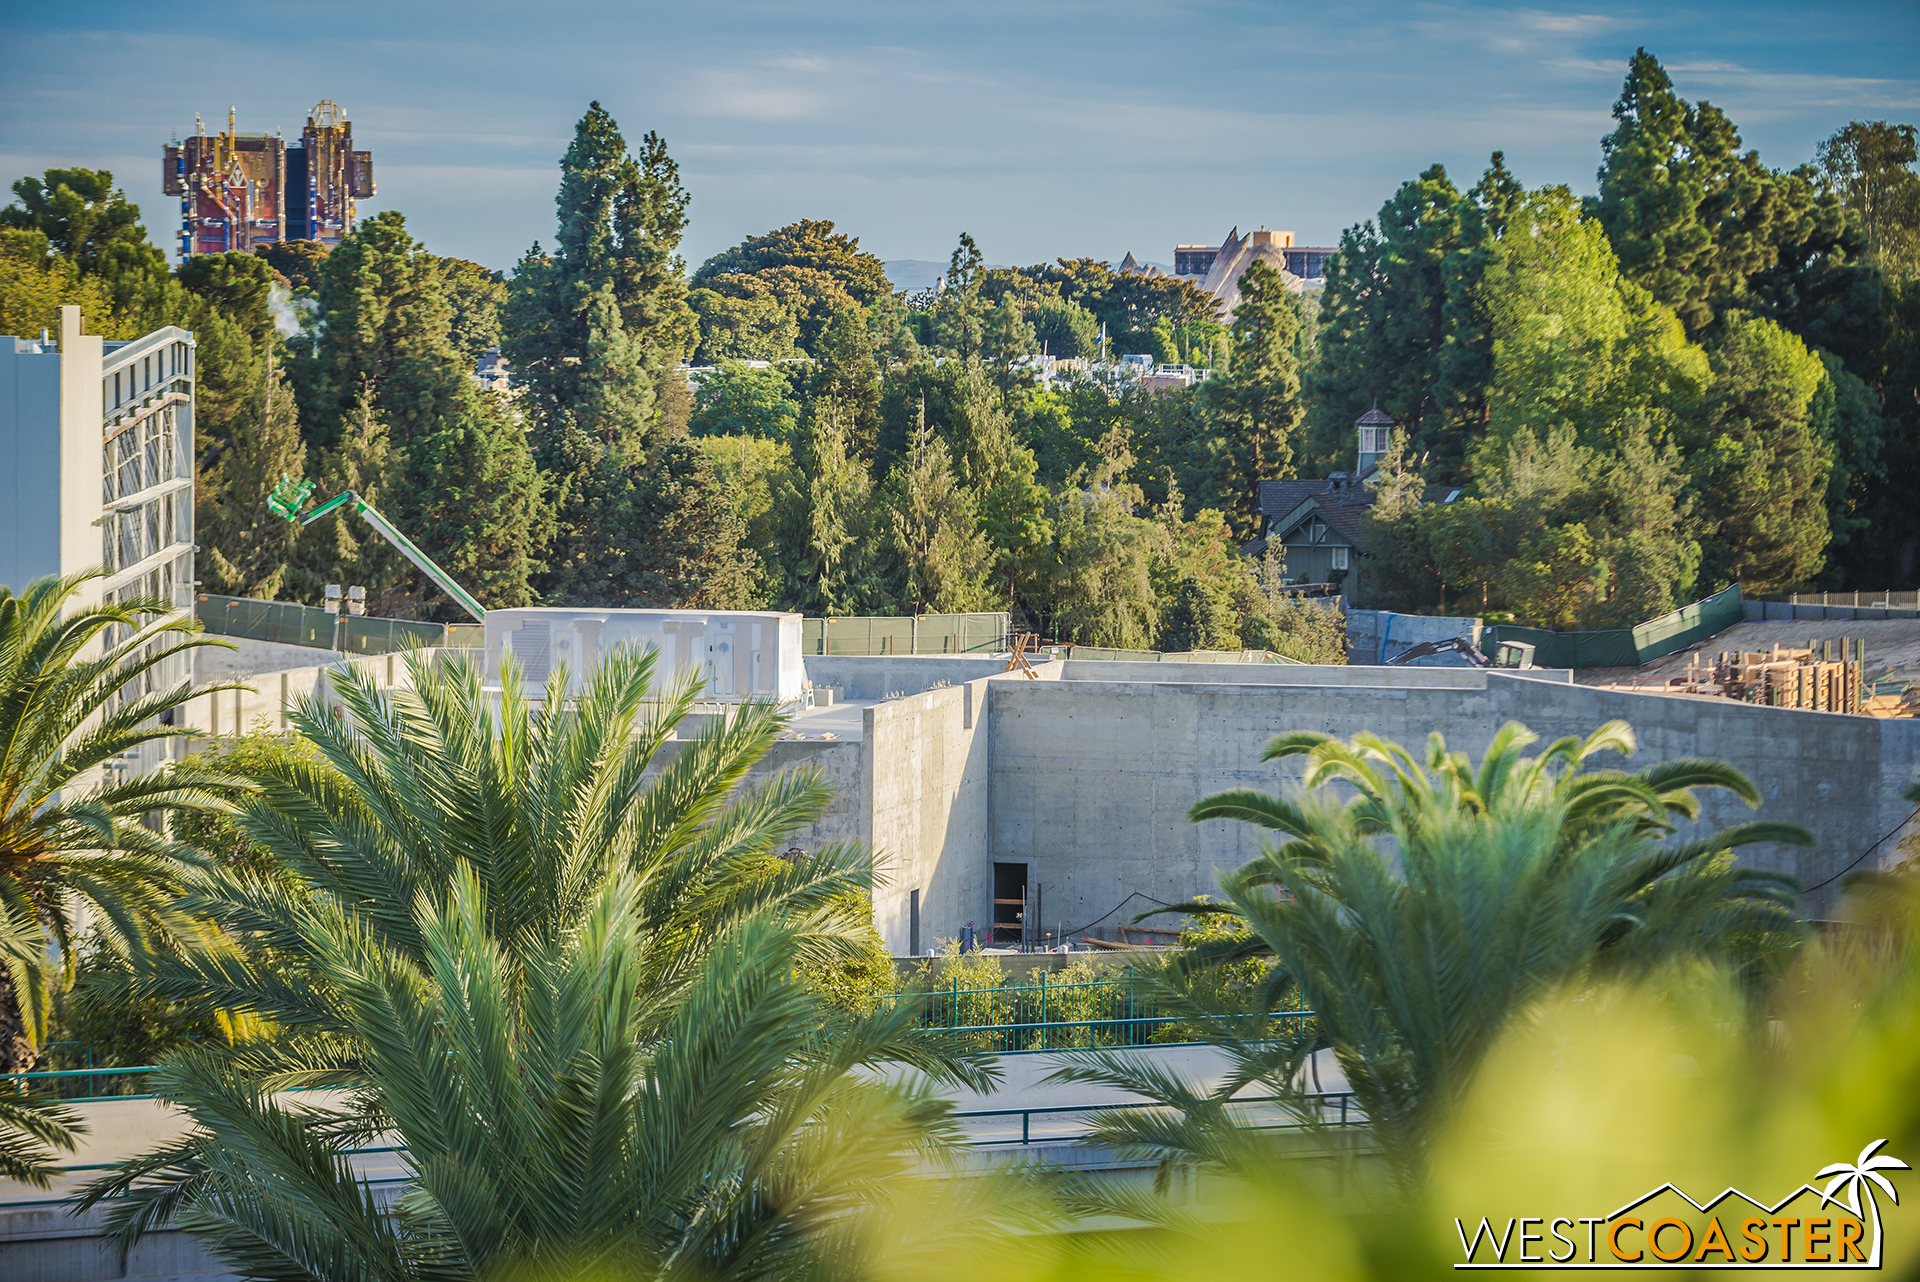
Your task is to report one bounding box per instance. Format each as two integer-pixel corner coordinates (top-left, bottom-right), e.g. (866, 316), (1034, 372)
(164, 101), (374, 259)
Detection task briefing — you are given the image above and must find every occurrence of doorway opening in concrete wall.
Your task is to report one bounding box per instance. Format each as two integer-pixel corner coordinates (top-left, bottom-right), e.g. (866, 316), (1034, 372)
(992, 862), (1027, 947)
(909, 889), (920, 957)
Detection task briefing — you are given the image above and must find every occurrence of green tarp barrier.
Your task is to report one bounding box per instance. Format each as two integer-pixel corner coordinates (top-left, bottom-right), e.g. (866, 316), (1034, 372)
(803, 613), (1009, 656)
(1482, 584), (1744, 670)
(194, 594), (454, 656)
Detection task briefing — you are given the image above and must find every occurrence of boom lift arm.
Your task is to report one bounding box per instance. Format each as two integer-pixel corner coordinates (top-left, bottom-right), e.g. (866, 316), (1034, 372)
(270, 478), (486, 621)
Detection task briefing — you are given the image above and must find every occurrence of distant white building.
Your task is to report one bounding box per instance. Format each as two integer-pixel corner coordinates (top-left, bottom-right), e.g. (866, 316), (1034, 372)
(1, 304), (197, 661)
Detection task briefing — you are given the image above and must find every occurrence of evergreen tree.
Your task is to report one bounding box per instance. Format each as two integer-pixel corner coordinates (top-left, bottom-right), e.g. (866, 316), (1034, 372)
(504, 105), (707, 605)
(932, 233), (987, 360)
(293, 211), (548, 616)
(504, 102), (695, 463)
(690, 219), (892, 307)
(1037, 430), (1167, 648)
(198, 354), (306, 599)
(1220, 259), (1302, 532)
(286, 382), (411, 613)
(770, 405), (885, 614)
(612, 439), (756, 608)
(413, 396), (550, 611)
(1303, 166), (1470, 480)
(1685, 313), (1832, 592)
(888, 414), (993, 614)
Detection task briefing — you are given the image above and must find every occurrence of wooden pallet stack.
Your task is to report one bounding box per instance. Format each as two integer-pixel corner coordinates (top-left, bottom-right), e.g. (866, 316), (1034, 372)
(1676, 639), (1865, 713)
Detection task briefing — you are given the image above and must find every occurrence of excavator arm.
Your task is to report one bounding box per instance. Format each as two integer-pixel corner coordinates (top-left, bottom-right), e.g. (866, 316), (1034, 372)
(297, 489), (486, 622)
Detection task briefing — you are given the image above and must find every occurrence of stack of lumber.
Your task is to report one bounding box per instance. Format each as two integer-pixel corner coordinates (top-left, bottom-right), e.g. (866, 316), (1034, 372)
(1668, 639), (1877, 715)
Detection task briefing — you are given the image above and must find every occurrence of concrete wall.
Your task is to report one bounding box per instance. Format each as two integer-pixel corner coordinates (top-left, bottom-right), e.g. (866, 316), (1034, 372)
(1346, 610), (1483, 665)
(804, 654), (1057, 702)
(987, 671), (1920, 929)
(863, 678), (997, 954)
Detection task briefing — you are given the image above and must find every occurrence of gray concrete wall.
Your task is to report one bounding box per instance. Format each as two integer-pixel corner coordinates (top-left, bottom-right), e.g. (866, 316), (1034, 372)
(1346, 610), (1483, 665)
(804, 654), (1057, 702)
(862, 678), (999, 954)
(986, 671), (1920, 931)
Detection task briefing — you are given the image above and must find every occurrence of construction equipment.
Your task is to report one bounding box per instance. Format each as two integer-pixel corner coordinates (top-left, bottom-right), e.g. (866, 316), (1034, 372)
(270, 476), (485, 621)
(1382, 636), (1535, 669)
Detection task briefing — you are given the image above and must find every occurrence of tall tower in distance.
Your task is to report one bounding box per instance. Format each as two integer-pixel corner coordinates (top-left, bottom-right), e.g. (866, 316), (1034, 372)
(164, 101), (373, 260)
(288, 100), (374, 248)
(162, 109), (288, 258)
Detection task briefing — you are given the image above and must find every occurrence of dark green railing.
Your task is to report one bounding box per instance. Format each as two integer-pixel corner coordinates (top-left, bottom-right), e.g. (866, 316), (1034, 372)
(883, 975), (1313, 1053)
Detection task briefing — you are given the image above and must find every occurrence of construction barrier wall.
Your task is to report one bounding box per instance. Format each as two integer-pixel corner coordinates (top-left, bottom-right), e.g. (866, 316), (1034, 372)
(1481, 583), (1746, 670)
(194, 594), (461, 656)
(802, 613), (1009, 656)
(1061, 646), (1304, 665)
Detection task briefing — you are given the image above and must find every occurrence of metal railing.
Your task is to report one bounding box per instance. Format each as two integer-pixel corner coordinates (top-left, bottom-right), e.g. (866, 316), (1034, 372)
(1, 1064), (159, 1101)
(883, 976), (1314, 1053)
(954, 1090), (1362, 1147)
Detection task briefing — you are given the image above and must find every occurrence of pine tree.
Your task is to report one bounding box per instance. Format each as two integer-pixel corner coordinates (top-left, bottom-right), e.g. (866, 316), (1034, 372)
(198, 354), (306, 599)
(503, 104), (705, 605)
(286, 382), (412, 614)
(412, 396), (550, 613)
(771, 405), (884, 614)
(1221, 259), (1302, 532)
(504, 103), (693, 460)
(1685, 313), (1833, 592)
(889, 413), (993, 614)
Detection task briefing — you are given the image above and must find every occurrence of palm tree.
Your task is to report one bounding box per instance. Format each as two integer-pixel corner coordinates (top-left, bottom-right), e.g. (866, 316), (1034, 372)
(85, 646), (1007, 1274)
(1054, 719), (1811, 1187)
(1818, 1138), (1910, 1267)
(0, 570), (235, 1186)
(0, 570), (236, 1070)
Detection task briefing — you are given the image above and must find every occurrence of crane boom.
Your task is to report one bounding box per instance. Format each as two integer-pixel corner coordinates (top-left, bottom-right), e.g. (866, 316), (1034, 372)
(299, 490), (486, 622)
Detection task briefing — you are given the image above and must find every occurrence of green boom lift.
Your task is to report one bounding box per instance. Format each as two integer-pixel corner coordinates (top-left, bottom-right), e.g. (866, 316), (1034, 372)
(267, 475), (487, 622)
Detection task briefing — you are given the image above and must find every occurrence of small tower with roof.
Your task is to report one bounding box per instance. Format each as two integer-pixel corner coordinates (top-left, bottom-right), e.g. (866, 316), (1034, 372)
(1355, 406), (1395, 474)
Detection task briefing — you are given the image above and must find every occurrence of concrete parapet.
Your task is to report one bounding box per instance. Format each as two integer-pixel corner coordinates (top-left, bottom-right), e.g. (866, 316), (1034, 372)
(805, 654), (1055, 702)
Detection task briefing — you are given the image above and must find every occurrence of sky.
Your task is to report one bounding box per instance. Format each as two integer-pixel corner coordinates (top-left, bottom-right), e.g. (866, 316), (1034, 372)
(3, 0), (1916, 278)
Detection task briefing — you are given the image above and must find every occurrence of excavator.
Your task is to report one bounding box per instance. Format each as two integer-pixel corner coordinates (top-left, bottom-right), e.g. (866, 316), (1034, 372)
(1383, 636), (1536, 669)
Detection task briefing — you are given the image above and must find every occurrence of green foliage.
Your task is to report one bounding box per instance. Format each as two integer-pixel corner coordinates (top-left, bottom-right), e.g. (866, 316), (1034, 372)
(1218, 260), (1303, 532)
(0, 572), (240, 1073)
(250, 239), (330, 295)
(1818, 121), (1920, 279)
(688, 281), (801, 362)
(84, 649), (999, 1276)
(0, 228), (127, 340)
(693, 218), (892, 307)
(198, 355), (307, 600)
(689, 360), (801, 438)
(430, 255), (507, 364)
(1073, 719), (1811, 1185)
(1684, 311), (1832, 593)
(889, 417), (994, 614)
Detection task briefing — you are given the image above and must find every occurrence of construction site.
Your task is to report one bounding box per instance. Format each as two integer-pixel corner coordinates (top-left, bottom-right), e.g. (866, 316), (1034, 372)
(163, 101), (373, 258)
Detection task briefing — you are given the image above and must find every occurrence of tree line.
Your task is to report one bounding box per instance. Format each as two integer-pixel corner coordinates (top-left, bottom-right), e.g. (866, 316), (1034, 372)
(3, 51), (1917, 646)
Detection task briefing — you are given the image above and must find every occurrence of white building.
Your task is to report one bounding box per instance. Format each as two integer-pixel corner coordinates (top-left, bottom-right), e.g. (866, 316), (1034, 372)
(1, 304), (197, 694)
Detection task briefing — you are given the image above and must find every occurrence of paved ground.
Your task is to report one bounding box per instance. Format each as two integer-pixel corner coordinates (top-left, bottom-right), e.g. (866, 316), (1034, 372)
(1577, 618), (1920, 690)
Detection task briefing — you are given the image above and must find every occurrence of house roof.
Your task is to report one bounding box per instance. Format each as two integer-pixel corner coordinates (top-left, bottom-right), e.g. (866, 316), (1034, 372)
(1356, 407), (1395, 427)
(1257, 480), (1379, 551)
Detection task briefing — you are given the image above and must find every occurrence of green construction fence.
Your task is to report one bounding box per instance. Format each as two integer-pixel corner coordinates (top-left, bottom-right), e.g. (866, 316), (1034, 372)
(194, 594), (480, 656)
(1480, 583), (1744, 670)
(802, 613), (1009, 656)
